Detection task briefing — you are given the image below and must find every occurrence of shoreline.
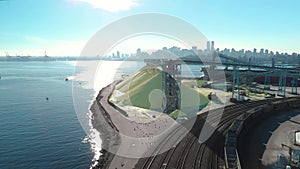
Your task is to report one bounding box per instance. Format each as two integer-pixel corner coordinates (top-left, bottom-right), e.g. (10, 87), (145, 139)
(90, 82), (121, 169)
(88, 79), (300, 168)
(88, 80), (184, 169)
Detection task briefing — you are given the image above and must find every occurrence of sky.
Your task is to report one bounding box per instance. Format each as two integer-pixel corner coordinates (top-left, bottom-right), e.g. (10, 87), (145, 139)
(0, 0), (299, 56)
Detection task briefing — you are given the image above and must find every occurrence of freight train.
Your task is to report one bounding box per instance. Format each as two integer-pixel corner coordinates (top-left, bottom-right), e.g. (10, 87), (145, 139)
(224, 97), (300, 169)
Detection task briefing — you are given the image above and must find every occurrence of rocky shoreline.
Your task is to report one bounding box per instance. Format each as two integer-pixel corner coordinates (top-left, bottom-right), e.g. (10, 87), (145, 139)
(88, 80), (192, 169)
(90, 83), (120, 169)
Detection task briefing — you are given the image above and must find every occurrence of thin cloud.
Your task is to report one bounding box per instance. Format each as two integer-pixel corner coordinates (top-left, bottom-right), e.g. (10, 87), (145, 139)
(71, 0), (138, 12)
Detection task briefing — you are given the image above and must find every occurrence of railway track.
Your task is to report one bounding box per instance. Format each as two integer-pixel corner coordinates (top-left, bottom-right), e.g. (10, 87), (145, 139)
(134, 98), (285, 169)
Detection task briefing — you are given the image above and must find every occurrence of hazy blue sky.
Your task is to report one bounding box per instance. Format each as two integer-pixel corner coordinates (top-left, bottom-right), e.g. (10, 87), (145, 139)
(0, 0), (299, 56)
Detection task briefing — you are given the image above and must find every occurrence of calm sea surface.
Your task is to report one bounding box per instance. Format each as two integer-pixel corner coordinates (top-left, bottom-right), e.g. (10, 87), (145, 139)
(0, 61), (93, 169)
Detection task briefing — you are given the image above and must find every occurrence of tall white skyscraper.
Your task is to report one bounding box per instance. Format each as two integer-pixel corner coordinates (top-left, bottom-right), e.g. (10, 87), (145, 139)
(211, 41), (215, 51)
(207, 41), (211, 51)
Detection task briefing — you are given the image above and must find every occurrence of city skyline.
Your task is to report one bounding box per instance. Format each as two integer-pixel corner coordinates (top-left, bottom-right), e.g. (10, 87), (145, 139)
(106, 41), (300, 61)
(0, 0), (300, 56)
(3, 41), (300, 65)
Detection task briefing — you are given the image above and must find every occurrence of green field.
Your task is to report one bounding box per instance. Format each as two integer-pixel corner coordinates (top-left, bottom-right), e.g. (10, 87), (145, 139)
(110, 67), (209, 118)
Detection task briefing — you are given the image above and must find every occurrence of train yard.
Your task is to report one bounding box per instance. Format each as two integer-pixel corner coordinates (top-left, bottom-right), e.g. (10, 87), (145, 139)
(129, 98), (299, 169)
(93, 57), (300, 169)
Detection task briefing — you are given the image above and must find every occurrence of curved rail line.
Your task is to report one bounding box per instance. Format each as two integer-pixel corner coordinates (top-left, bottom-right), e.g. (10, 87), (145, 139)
(135, 98), (285, 169)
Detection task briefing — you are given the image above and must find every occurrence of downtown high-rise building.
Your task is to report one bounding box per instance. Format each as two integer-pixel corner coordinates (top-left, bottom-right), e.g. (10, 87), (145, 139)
(207, 41), (211, 51)
(211, 41), (215, 51)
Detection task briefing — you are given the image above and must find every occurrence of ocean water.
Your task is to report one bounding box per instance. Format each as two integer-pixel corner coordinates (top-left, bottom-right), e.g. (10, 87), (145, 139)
(0, 60), (204, 169)
(0, 61), (93, 169)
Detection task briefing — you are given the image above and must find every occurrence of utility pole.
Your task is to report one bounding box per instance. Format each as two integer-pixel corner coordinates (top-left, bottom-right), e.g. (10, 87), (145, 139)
(292, 76), (298, 95)
(232, 66), (241, 101)
(264, 74), (271, 90)
(278, 69), (287, 97)
(232, 66), (236, 99)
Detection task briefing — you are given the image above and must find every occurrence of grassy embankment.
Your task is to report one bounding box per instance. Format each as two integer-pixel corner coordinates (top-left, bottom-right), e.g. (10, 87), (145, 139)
(109, 67), (209, 119)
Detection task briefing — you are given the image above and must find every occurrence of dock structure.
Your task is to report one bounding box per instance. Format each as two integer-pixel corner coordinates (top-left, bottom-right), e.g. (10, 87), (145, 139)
(185, 53), (300, 97)
(145, 52), (300, 105)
